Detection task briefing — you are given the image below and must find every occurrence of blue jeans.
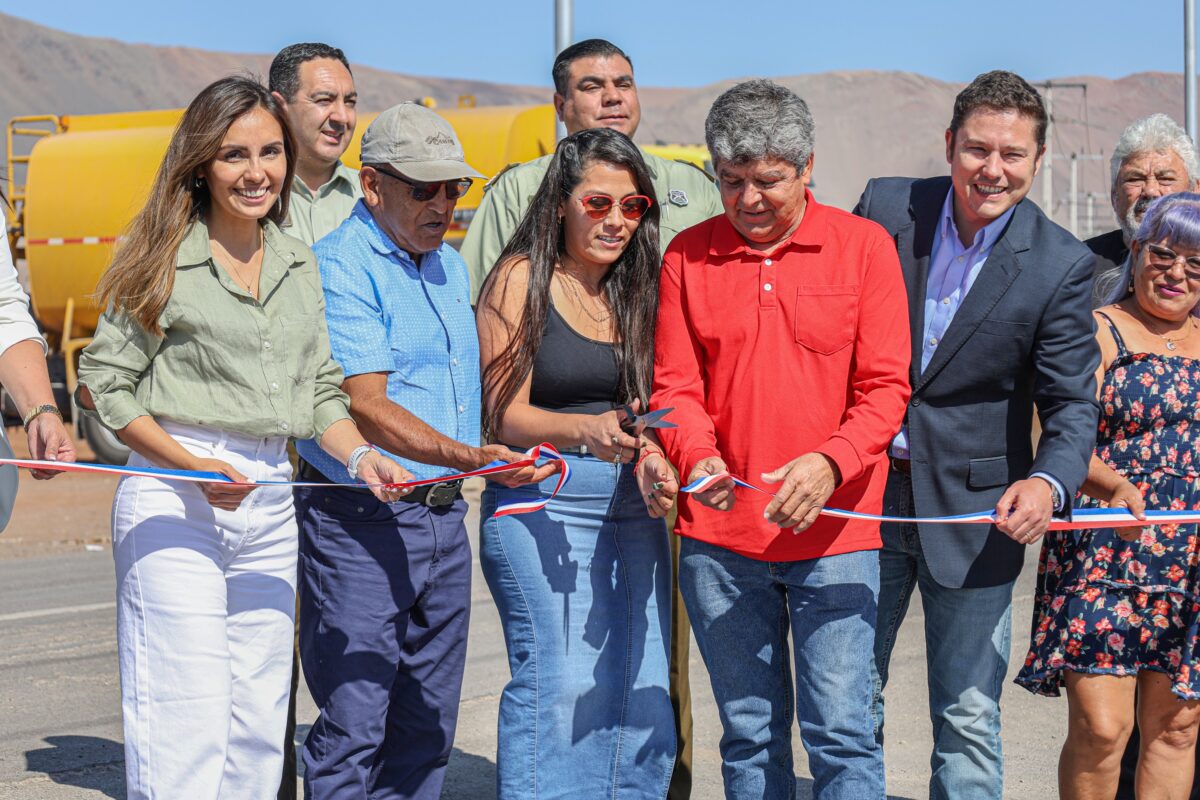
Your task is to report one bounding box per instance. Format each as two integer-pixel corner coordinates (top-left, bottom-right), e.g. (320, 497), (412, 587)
(481, 454), (675, 799)
(679, 537), (884, 800)
(295, 486), (471, 800)
(871, 472), (1013, 800)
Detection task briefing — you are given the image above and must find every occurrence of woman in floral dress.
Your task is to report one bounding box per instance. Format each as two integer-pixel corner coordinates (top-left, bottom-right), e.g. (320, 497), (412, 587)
(1018, 193), (1200, 799)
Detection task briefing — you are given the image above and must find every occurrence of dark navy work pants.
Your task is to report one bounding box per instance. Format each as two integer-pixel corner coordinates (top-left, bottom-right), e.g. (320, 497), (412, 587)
(294, 485), (471, 800)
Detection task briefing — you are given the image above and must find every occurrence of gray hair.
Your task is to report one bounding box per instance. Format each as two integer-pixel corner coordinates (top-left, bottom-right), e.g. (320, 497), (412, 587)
(1110, 113), (1199, 190)
(705, 79), (814, 172)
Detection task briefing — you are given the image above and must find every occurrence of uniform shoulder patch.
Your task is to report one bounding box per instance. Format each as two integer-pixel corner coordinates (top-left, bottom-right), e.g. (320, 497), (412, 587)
(483, 163), (520, 192)
(674, 158), (715, 182)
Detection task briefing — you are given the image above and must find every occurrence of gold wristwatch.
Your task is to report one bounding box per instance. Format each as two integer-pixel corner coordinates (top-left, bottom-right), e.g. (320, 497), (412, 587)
(22, 404), (62, 431)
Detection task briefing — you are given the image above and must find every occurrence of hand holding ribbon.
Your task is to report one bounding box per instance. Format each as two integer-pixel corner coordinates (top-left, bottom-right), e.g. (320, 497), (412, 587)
(189, 457), (256, 511)
(686, 456), (736, 512)
(760, 453), (841, 532)
(994, 478), (1055, 546)
(636, 450), (678, 519)
(476, 444), (561, 488)
(355, 451), (415, 504)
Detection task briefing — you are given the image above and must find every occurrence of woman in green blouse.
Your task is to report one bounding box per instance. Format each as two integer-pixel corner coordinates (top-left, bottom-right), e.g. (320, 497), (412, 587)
(77, 76), (409, 799)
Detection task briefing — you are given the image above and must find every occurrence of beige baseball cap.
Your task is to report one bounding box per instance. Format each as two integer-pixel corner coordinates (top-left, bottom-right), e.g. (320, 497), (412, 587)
(359, 102), (483, 183)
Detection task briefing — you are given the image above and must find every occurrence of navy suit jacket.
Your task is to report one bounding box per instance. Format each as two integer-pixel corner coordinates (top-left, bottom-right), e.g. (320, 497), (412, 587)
(854, 176), (1100, 588)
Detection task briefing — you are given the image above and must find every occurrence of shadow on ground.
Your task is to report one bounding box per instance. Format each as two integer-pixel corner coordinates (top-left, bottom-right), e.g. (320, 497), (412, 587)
(24, 735), (124, 798)
(442, 747), (497, 798)
(795, 778), (916, 800)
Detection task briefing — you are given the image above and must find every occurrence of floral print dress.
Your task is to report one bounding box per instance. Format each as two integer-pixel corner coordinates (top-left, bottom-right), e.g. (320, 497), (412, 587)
(1017, 312), (1200, 699)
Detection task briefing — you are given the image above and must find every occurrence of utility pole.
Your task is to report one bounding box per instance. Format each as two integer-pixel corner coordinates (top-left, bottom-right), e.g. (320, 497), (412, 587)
(1188, 0), (1197, 143)
(1034, 81), (1088, 224)
(1066, 153), (1104, 237)
(554, 0), (573, 142)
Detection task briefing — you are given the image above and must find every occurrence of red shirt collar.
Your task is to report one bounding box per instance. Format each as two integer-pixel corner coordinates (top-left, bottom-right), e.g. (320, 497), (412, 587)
(707, 188), (827, 258)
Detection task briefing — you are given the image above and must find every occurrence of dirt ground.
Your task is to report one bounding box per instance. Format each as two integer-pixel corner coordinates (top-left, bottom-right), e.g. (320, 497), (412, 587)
(0, 427), (118, 559)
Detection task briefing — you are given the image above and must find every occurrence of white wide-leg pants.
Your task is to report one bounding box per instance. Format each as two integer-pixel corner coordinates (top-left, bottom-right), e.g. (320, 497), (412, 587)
(112, 421), (297, 800)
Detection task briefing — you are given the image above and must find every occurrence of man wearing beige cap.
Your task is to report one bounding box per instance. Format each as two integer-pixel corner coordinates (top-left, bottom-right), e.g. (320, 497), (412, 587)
(294, 103), (555, 800)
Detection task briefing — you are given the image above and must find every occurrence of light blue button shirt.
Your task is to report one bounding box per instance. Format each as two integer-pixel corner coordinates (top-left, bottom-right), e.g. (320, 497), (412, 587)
(891, 189), (1065, 508)
(296, 201), (481, 483)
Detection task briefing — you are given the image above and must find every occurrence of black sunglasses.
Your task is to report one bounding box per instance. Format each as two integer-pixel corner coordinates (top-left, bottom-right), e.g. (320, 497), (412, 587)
(373, 167), (473, 201)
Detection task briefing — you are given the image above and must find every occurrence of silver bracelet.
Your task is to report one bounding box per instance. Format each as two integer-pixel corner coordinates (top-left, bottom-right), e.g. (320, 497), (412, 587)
(346, 445), (375, 481)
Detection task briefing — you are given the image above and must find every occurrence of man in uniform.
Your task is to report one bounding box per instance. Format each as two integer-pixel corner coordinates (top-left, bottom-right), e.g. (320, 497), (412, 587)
(461, 38), (722, 799)
(268, 41), (362, 798)
(270, 42), (362, 245)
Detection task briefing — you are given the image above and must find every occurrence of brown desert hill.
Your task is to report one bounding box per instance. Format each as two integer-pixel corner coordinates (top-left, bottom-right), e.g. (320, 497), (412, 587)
(0, 12), (546, 126)
(0, 11), (1186, 230)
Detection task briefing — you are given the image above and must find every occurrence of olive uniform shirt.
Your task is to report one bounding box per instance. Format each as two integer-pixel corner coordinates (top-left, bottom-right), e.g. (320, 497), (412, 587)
(285, 162), (362, 246)
(78, 218), (352, 441)
(461, 150), (722, 302)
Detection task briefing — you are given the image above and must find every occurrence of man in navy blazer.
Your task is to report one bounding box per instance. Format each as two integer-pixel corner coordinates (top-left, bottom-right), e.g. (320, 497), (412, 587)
(853, 71), (1099, 799)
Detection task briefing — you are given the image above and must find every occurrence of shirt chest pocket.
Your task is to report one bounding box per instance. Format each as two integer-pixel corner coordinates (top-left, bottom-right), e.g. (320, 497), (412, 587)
(794, 285), (860, 354)
(280, 314), (321, 382)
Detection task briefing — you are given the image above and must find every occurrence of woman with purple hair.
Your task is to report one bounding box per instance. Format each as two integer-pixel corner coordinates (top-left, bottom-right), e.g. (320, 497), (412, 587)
(1017, 192), (1200, 797)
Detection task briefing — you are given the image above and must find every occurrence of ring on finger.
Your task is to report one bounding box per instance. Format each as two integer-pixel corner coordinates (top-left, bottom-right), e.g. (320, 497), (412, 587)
(611, 435), (620, 446)
(613, 449), (622, 464)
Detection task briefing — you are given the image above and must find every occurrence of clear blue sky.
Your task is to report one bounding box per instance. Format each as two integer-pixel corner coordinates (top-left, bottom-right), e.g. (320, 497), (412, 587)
(0, 0), (1187, 87)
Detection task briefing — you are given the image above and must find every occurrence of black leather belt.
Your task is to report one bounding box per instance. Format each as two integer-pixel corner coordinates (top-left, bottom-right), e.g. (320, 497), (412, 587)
(888, 456), (912, 475)
(297, 459), (463, 507)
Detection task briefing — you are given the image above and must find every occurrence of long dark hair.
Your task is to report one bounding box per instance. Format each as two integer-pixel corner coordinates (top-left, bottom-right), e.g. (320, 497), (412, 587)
(96, 76), (295, 335)
(479, 127), (660, 441)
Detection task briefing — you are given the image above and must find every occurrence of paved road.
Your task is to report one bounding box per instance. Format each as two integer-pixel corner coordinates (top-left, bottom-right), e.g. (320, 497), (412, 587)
(0, 492), (1065, 798)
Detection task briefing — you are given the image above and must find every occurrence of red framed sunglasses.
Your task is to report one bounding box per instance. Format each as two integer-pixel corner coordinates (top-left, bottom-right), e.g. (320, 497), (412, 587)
(579, 194), (654, 220)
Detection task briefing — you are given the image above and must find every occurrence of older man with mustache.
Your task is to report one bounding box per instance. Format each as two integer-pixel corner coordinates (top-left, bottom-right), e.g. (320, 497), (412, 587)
(1089, 114), (1200, 293)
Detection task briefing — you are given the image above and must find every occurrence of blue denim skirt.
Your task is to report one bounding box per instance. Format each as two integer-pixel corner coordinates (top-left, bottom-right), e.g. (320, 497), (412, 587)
(481, 452), (676, 799)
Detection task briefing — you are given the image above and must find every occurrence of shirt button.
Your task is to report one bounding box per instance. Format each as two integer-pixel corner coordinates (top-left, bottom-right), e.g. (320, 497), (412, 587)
(451, 358), (459, 366)
(764, 258), (773, 266)
(271, 382), (279, 391)
(764, 283), (773, 291)
(956, 256), (964, 262)
(280, 422), (289, 431)
(942, 298), (950, 305)
(929, 337), (938, 346)
(458, 404), (466, 413)
(264, 340), (272, 350)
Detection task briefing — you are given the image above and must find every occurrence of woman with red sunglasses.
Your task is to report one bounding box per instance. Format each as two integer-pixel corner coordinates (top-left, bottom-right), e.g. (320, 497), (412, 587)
(476, 127), (679, 798)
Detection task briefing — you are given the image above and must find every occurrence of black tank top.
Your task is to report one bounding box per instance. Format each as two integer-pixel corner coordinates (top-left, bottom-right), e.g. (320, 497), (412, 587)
(528, 305), (620, 415)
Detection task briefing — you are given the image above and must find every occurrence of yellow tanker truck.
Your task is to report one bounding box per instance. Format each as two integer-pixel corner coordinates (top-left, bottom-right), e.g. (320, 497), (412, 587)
(4, 101), (708, 460)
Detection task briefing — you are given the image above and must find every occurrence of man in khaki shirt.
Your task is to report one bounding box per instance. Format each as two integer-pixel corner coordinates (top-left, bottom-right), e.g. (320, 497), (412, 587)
(270, 42), (363, 246)
(462, 38), (721, 800)
(268, 41), (363, 799)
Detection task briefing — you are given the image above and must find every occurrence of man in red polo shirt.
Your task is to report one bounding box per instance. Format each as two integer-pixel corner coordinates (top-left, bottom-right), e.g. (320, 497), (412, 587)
(652, 79), (911, 800)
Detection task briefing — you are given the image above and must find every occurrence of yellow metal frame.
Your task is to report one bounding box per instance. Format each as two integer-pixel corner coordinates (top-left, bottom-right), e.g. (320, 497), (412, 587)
(5, 115), (62, 249)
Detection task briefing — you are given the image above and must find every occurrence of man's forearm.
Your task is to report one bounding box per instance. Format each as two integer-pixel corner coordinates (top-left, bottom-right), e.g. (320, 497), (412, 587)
(351, 395), (478, 472)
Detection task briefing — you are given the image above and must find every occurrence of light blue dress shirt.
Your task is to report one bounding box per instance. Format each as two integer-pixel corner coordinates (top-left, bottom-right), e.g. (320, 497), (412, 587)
(891, 189), (1065, 507)
(296, 201), (481, 483)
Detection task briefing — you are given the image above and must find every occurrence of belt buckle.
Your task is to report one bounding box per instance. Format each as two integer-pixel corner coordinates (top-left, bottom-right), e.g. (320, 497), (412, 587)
(423, 481), (461, 508)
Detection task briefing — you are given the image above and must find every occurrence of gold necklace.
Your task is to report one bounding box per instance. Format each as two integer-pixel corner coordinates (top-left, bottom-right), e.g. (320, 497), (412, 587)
(556, 266), (611, 326)
(213, 233), (263, 297)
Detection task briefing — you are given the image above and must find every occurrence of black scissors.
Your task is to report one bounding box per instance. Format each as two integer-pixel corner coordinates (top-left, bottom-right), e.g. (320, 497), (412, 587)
(618, 405), (677, 437)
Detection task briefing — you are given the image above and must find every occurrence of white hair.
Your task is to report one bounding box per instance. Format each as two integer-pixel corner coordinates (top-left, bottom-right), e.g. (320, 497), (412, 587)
(1110, 113), (1199, 189)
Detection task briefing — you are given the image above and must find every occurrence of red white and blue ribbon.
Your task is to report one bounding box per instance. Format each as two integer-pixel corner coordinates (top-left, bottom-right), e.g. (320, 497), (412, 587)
(681, 472), (1198, 530)
(0, 443), (570, 518)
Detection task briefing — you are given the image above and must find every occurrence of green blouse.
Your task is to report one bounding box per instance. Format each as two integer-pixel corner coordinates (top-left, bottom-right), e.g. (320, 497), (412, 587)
(78, 218), (351, 441)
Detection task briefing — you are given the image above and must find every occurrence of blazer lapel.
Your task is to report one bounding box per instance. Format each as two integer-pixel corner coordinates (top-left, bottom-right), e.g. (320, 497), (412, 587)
(899, 185), (941, 386)
(916, 209), (1031, 391)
